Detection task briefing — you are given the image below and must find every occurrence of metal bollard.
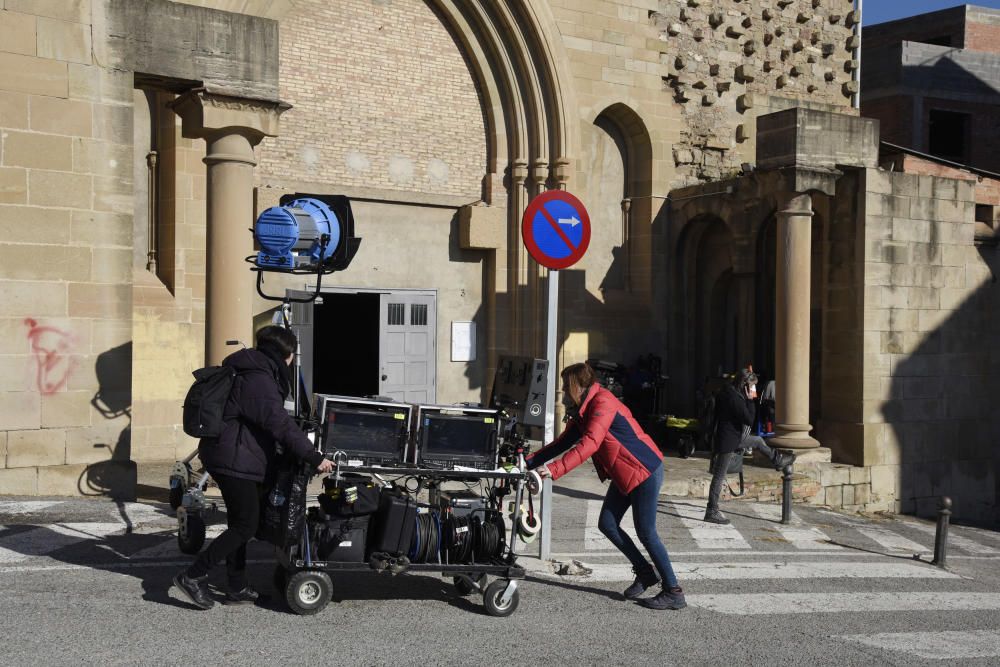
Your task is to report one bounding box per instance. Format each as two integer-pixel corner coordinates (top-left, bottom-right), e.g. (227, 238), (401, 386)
(781, 464), (793, 524)
(932, 496), (952, 567)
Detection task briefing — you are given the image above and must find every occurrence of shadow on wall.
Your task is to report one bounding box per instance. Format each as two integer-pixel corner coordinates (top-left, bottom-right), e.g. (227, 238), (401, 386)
(82, 341), (137, 501)
(889, 245), (1000, 527)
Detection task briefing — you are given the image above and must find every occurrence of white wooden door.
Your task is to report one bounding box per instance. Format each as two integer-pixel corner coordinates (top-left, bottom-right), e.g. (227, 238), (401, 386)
(379, 292), (436, 403)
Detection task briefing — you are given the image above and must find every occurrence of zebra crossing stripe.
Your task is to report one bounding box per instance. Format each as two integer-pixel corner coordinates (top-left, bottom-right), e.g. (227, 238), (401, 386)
(835, 630), (1000, 659)
(691, 593), (1000, 615)
(817, 510), (931, 556)
(856, 526), (930, 556)
(746, 503), (841, 550)
(670, 500), (751, 550)
(535, 560), (958, 582)
(903, 521), (999, 555)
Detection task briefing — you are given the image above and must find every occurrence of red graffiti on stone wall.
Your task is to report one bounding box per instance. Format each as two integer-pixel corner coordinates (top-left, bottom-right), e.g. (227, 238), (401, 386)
(24, 318), (78, 395)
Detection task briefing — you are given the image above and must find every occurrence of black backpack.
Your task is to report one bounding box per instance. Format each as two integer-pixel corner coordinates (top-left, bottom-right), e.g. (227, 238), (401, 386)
(182, 366), (237, 438)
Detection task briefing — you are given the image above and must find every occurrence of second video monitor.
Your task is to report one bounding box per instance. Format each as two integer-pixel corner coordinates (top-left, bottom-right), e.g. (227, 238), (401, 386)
(315, 394), (500, 470)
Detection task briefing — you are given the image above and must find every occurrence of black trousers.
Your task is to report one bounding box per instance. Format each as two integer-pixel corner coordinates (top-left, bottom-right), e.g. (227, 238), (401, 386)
(187, 473), (262, 590)
(707, 436), (778, 510)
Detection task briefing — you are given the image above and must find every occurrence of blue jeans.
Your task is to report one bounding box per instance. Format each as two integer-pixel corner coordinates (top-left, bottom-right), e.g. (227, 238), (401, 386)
(597, 464), (679, 588)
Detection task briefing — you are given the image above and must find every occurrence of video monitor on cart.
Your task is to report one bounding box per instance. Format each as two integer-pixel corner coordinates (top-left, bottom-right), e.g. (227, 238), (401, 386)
(412, 405), (501, 470)
(315, 394), (413, 466)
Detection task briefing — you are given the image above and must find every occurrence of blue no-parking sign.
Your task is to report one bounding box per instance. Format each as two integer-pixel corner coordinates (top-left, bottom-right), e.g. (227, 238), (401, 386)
(521, 190), (591, 270)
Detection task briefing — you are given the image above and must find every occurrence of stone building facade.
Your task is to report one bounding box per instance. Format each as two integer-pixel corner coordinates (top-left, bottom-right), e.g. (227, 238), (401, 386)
(0, 0), (996, 524)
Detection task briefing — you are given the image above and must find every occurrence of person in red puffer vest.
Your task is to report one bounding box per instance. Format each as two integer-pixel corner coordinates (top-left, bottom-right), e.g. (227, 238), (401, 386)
(527, 363), (685, 610)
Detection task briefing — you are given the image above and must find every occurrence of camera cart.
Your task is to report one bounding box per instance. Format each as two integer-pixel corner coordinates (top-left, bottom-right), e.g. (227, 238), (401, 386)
(274, 463), (531, 618)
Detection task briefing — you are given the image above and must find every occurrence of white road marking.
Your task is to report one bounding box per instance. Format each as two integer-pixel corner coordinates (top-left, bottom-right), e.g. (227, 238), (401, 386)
(856, 526), (930, 556)
(534, 560), (957, 582)
(694, 593), (1000, 615)
(0, 501), (63, 514)
(836, 630), (1000, 659)
(746, 503), (841, 550)
(817, 510), (931, 555)
(903, 521), (999, 555)
(670, 500), (751, 550)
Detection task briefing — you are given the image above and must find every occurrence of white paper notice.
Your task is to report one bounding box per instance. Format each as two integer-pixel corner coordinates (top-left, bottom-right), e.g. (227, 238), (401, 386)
(451, 321), (476, 361)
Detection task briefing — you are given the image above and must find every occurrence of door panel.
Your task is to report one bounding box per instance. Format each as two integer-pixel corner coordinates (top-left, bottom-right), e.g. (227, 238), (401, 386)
(379, 293), (436, 403)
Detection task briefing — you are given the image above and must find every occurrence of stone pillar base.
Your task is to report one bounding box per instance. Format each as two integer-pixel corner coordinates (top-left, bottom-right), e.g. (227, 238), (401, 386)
(770, 422), (820, 449)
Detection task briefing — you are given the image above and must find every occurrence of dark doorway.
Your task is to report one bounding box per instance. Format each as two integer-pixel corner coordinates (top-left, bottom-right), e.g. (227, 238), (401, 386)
(313, 292), (380, 397)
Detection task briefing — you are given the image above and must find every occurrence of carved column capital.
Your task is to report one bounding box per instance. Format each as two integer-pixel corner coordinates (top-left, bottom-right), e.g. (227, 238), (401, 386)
(551, 156), (572, 189)
(169, 87), (291, 147)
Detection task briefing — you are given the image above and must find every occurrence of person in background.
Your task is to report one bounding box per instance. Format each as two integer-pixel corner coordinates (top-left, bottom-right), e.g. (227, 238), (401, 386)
(173, 326), (334, 610)
(528, 363), (685, 611)
(705, 368), (795, 525)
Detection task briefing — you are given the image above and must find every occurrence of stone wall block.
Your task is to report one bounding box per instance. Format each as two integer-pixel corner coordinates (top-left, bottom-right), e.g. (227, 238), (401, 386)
(3, 130), (72, 170)
(0, 243), (91, 282)
(0, 166), (28, 204)
(36, 16), (93, 65)
(40, 390), (93, 428)
(0, 467), (38, 494)
(27, 170), (92, 208)
(0, 52), (68, 97)
(825, 484), (844, 507)
(67, 283), (132, 319)
(28, 95), (92, 137)
(6, 428), (65, 467)
(0, 10), (37, 56)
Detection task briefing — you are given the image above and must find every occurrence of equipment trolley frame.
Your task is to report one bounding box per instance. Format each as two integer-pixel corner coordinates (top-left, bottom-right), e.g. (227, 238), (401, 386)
(275, 464), (530, 617)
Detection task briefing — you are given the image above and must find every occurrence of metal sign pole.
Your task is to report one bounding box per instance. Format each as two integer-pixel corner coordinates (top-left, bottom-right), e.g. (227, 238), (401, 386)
(540, 269), (558, 562)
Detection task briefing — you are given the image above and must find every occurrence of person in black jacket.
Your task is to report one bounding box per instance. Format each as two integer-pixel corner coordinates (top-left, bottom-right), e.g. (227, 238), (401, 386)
(173, 326), (334, 609)
(705, 368), (795, 525)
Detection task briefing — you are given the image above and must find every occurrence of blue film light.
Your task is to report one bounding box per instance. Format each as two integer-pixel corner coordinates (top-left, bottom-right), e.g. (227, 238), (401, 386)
(254, 197), (341, 270)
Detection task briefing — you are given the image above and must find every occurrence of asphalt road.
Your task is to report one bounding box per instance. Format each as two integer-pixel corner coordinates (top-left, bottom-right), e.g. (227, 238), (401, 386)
(1, 485), (999, 666)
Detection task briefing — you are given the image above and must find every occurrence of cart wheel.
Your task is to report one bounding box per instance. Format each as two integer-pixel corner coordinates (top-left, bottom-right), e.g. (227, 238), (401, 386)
(285, 570), (332, 616)
(168, 483), (184, 511)
(273, 565), (288, 593)
(178, 513), (206, 554)
(483, 579), (519, 617)
(453, 573), (484, 596)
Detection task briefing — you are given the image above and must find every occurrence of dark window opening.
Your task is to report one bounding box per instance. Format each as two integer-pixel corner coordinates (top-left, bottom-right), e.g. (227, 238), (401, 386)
(928, 109), (970, 163)
(976, 204), (995, 228)
(922, 35), (953, 47)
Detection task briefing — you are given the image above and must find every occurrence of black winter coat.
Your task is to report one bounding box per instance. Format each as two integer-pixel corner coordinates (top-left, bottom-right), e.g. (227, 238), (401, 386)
(198, 348), (323, 482)
(713, 384), (756, 454)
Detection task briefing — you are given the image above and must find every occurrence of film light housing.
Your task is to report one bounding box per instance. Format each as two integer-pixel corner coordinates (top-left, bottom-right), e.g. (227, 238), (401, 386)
(255, 197), (340, 270)
(249, 193), (361, 303)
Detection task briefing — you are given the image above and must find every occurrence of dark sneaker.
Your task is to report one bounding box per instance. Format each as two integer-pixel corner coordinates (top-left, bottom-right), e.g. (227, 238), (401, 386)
(774, 452), (797, 471)
(623, 569), (660, 600)
(173, 572), (215, 610)
(223, 585), (260, 606)
(704, 508), (730, 525)
(640, 586), (687, 610)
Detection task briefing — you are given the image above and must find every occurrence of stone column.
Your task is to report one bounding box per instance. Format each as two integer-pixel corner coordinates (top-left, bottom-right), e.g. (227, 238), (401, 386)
(170, 89), (289, 364)
(771, 191), (820, 449)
